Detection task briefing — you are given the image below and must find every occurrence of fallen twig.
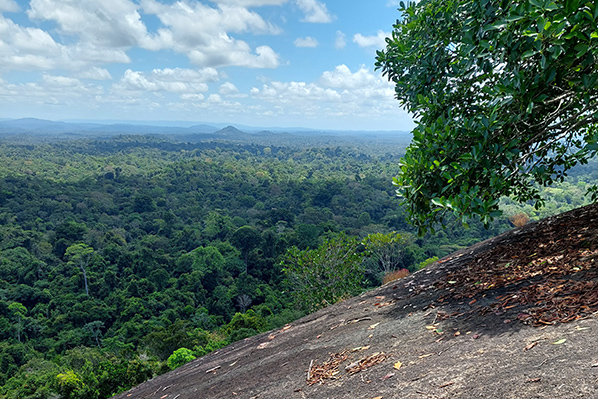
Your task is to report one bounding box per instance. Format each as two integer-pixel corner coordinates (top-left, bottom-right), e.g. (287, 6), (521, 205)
(438, 381), (454, 388)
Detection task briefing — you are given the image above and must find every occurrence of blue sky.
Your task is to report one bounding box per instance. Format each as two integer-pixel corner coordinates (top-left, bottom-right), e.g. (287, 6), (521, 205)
(0, 0), (414, 131)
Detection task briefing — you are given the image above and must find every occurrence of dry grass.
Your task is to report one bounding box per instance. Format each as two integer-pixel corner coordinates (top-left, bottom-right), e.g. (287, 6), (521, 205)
(509, 212), (530, 227)
(382, 268), (410, 285)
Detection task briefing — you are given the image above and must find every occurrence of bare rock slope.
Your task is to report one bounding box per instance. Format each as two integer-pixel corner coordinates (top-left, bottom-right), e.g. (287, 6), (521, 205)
(114, 204), (598, 399)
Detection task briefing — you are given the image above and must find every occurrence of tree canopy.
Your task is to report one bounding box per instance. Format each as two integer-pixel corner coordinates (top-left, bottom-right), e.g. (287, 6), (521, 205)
(376, 0), (598, 233)
(0, 131), (592, 398)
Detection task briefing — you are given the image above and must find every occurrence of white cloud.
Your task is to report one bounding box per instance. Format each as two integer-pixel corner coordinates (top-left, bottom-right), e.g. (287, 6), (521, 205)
(140, 0), (281, 68)
(295, 0), (333, 23)
(0, 15), (60, 69)
(252, 80), (341, 104)
(294, 36), (318, 48)
(218, 82), (247, 98)
(181, 93), (205, 101)
(28, 0), (150, 48)
(0, 14), (131, 72)
(77, 67), (112, 80)
(68, 45), (131, 65)
(219, 82), (239, 95)
(320, 64), (379, 90)
(2, 0), (284, 74)
(335, 30), (346, 49)
(250, 64), (400, 121)
(207, 93), (222, 103)
(42, 74), (82, 87)
(210, 0), (288, 6)
(0, 75), (104, 111)
(353, 31), (389, 49)
(11, 27), (60, 54)
(113, 67), (219, 95)
(0, 0), (19, 12)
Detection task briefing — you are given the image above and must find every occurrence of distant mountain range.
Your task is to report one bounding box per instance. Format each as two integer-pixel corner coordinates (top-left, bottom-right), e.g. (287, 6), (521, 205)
(0, 118), (410, 139)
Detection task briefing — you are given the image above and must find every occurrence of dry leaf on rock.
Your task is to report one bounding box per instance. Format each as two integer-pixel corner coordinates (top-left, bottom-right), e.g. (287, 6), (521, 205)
(346, 352), (391, 374)
(429, 209), (598, 326)
(369, 323), (380, 330)
(523, 342), (538, 351)
(306, 351), (350, 385)
(205, 366), (221, 373)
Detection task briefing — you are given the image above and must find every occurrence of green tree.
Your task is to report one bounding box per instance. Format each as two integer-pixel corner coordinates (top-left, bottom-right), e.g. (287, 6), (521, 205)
(224, 309), (267, 340)
(186, 245), (227, 292)
(376, 0), (598, 233)
(230, 226), (261, 271)
(132, 193), (156, 213)
(362, 232), (408, 275)
(203, 211), (233, 240)
(167, 348), (196, 370)
(53, 370), (84, 399)
(83, 321), (104, 348)
(8, 302), (27, 342)
(65, 244), (94, 296)
(282, 232), (367, 312)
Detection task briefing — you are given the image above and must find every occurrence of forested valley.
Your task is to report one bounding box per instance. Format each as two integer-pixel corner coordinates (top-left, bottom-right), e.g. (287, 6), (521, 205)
(0, 130), (595, 399)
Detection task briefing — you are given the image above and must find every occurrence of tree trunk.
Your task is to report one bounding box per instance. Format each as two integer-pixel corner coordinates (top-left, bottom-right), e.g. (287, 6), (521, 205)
(80, 265), (89, 296)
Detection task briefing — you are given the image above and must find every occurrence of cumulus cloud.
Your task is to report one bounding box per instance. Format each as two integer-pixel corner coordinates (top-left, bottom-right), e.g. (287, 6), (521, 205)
(42, 74), (82, 87)
(210, 0), (288, 6)
(0, 0), (19, 12)
(335, 30), (346, 49)
(180, 93), (205, 101)
(353, 31), (389, 49)
(220, 82), (239, 95)
(16, 0), (283, 71)
(320, 64), (380, 90)
(77, 67), (112, 80)
(294, 36), (318, 48)
(141, 0), (281, 68)
(296, 0), (333, 23)
(250, 64), (399, 121)
(0, 75), (104, 111)
(0, 15), (60, 69)
(0, 13), (131, 72)
(113, 67), (219, 94)
(28, 0), (150, 48)
(219, 82), (247, 98)
(251, 81), (341, 104)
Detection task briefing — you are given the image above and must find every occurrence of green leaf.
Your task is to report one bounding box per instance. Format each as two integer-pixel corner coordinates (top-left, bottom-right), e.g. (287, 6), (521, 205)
(522, 50), (539, 59)
(530, 0), (543, 7)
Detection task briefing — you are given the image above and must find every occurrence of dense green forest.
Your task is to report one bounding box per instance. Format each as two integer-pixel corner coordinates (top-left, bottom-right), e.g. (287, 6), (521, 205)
(0, 132), (594, 398)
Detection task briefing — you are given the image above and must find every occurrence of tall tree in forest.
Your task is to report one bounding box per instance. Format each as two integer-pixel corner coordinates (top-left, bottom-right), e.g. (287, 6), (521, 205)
(65, 244), (94, 296)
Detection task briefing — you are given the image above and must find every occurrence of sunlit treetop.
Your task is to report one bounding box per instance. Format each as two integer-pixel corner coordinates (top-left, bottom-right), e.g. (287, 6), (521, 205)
(376, 0), (598, 234)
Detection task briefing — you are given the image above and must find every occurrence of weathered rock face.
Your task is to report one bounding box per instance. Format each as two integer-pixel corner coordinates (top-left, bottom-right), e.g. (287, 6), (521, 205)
(114, 204), (598, 399)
